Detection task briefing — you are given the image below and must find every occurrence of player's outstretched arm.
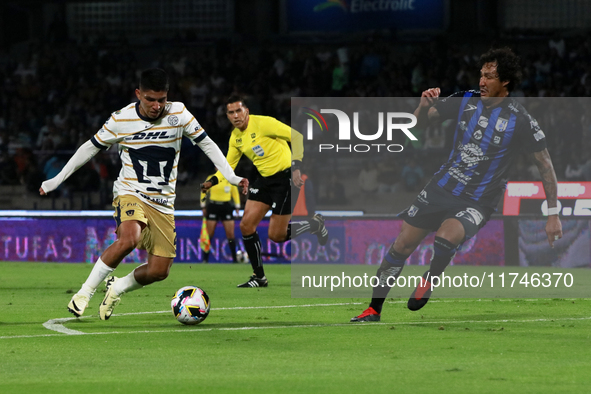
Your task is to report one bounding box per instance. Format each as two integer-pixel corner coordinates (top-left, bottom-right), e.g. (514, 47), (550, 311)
(39, 140), (101, 195)
(200, 176), (249, 196)
(197, 136), (248, 194)
(414, 87), (441, 128)
(528, 149), (563, 247)
(237, 178), (249, 194)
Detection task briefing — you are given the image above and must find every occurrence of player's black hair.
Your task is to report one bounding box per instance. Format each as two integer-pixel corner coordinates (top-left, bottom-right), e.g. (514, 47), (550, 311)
(225, 95), (248, 109)
(139, 68), (169, 92)
(479, 47), (522, 92)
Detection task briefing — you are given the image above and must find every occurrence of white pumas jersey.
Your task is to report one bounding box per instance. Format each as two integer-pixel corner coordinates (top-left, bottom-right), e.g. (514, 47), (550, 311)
(91, 101), (206, 214)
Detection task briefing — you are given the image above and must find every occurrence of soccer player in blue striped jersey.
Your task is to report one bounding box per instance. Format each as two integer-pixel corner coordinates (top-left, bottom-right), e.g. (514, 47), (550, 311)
(351, 47), (563, 322)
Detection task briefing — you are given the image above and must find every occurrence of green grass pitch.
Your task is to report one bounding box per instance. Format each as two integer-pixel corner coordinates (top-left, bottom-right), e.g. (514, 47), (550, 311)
(1, 261), (590, 393)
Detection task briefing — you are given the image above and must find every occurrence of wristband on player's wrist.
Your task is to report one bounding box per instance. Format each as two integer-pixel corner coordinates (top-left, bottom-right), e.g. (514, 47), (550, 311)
(547, 207), (559, 216)
(208, 176), (219, 186)
(291, 160), (302, 171)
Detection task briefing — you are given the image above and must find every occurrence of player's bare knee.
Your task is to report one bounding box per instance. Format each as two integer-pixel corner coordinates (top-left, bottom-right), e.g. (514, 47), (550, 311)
(117, 237), (140, 254)
(435, 228), (464, 246)
(240, 221), (255, 235)
(436, 219), (465, 243)
(393, 238), (419, 256)
(149, 270), (169, 282)
(154, 271), (169, 282)
(268, 230), (287, 243)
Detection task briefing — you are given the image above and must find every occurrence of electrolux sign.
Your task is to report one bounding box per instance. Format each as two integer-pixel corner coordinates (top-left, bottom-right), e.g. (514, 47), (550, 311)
(286, 0), (445, 32)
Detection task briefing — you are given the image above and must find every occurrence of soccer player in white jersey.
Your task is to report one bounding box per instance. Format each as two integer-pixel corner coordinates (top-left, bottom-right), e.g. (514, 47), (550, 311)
(39, 68), (248, 320)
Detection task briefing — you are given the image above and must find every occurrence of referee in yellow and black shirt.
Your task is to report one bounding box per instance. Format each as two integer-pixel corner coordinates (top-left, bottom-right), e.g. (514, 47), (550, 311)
(201, 95), (328, 287)
(200, 172), (241, 262)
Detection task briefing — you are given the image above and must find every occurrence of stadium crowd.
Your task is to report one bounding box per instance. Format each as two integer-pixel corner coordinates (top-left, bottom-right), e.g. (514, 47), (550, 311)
(1, 32), (591, 208)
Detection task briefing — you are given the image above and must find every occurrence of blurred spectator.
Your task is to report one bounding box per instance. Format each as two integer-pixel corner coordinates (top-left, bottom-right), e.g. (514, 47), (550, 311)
(377, 159), (402, 194)
(323, 174), (347, 205)
(68, 162), (100, 193)
(331, 57), (348, 96)
(20, 156), (44, 193)
(0, 150), (19, 185)
(565, 156), (586, 181)
(0, 33), (587, 210)
(0, 130), (9, 150)
(189, 75), (209, 120)
(43, 156), (65, 194)
(358, 161), (379, 193)
(401, 157), (425, 192)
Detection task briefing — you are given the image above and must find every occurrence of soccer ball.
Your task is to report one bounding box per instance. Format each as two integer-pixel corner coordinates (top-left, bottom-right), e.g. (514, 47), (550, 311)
(236, 250), (250, 264)
(171, 286), (210, 325)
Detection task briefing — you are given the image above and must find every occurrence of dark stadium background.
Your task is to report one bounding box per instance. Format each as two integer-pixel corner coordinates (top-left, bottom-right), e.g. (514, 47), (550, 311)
(0, 0), (589, 267)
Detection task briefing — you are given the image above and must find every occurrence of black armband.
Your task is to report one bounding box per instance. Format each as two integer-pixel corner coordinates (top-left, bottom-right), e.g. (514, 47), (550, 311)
(208, 176), (219, 186)
(291, 160), (302, 171)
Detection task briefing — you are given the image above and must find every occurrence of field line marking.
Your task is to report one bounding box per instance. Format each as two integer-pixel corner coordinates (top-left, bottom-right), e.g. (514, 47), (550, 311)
(3, 315), (590, 340)
(43, 318), (87, 335)
(38, 299), (519, 335)
(39, 302), (367, 335)
(33, 298), (591, 337)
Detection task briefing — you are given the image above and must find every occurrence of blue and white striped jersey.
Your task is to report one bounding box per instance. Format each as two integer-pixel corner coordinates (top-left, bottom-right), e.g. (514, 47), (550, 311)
(431, 91), (547, 208)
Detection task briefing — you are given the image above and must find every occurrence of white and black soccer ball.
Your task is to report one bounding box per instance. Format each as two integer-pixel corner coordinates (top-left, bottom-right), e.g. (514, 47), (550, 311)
(236, 250), (250, 264)
(171, 286), (210, 325)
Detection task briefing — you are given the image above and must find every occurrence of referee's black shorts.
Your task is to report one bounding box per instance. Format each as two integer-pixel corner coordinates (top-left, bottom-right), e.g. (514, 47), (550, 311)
(398, 182), (494, 241)
(248, 168), (291, 215)
(206, 201), (235, 222)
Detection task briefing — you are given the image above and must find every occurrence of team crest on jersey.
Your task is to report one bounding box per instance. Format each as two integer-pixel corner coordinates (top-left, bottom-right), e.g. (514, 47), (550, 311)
(408, 205), (419, 217)
(459, 143), (489, 168)
(495, 118), (508, 132)
(168, 115), (179, 126)
(236, 138), (243, 146)
(477, 116), (488, 128)
(473, 130), (483, 140)
(252, 145), (265, 157)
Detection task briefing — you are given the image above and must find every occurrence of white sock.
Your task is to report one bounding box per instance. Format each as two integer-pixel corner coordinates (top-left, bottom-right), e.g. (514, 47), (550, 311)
(79, 258), (114, 299)
(112, 269), (144, 296)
